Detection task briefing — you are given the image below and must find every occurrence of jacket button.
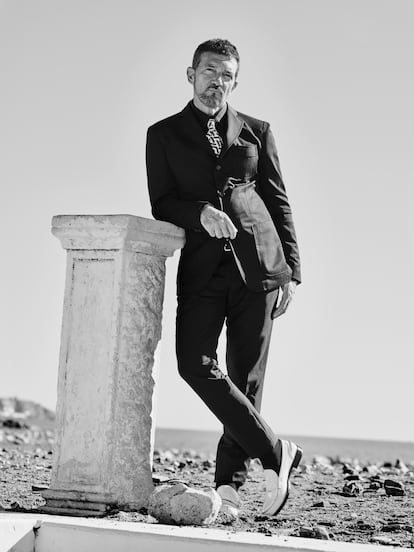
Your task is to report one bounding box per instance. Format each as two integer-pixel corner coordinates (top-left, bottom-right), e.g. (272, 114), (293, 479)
(216, 165), (222, 171)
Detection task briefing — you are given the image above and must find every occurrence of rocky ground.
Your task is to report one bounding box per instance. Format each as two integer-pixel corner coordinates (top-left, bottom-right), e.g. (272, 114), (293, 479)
(1, 417), (413, 548)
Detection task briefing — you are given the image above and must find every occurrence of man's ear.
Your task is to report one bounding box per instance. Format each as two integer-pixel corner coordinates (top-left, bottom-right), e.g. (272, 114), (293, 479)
(187, 67), (195, 84)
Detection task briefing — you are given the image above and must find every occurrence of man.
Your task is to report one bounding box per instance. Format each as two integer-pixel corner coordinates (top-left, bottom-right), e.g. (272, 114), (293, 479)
(146, 38), (302, 519)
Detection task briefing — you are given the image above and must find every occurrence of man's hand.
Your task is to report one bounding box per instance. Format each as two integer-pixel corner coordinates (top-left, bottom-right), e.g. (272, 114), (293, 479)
(271, 280), (297, 319)
(200, 205), (238, 239)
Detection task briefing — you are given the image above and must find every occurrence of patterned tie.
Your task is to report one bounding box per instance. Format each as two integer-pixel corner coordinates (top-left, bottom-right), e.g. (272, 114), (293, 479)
(206, 118), (223, 157)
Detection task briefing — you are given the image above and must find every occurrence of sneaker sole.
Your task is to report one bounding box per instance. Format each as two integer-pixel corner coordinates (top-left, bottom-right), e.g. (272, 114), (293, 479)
(267, 446), (303, 517)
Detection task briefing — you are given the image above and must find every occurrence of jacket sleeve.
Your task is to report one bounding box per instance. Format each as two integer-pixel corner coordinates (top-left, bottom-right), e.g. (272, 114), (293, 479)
(146, 125), (210, 231)
(258, 123), (301, 283)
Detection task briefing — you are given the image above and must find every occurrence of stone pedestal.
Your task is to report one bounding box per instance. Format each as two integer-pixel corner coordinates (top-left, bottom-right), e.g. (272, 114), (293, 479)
(41, 215), (185, 516)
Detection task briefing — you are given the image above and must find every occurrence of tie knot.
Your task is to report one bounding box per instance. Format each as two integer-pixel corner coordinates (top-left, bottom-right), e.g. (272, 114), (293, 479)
(207, 118), (217, 130)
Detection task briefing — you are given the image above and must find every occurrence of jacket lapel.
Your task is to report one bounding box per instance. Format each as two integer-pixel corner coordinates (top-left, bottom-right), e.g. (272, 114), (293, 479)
(222, 105), (244, 156)
(179, 102), (216, 159)
(179, 102), (244, 159)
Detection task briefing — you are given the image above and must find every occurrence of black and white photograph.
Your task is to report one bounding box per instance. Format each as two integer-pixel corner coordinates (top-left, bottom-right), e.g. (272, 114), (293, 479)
(1, 1), (413, 549)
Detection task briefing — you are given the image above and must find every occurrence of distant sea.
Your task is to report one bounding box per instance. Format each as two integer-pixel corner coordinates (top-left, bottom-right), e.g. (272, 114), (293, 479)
(155, 428), (414, 464)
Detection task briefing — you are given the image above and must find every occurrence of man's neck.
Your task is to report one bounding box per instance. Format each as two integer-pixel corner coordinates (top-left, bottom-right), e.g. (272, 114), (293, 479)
(192, 97), (227, 117)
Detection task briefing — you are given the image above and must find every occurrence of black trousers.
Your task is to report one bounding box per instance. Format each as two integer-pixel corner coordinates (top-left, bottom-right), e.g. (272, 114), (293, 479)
(176, 249), (280, 488)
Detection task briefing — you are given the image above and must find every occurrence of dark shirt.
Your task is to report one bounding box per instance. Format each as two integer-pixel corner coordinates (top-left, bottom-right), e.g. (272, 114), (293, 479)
(190, 101), (228, 149)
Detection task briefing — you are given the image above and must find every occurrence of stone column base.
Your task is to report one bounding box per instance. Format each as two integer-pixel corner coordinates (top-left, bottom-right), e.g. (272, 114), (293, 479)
(39, 489), (118, 517)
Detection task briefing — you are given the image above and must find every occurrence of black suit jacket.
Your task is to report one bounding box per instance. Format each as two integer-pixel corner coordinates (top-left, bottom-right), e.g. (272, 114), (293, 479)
(146, 102), (301, 295)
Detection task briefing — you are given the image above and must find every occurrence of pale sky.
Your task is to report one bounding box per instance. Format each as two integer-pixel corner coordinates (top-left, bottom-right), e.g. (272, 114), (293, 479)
(1, 0), (413, 442)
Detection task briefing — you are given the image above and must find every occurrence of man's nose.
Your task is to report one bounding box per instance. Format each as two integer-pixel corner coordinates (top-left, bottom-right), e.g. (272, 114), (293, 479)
(212, 74), (224, 86)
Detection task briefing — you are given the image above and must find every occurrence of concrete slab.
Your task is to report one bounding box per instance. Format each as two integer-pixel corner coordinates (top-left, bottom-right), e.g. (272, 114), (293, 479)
(0, 518), (36, 552)
(0, 514), (411, 552)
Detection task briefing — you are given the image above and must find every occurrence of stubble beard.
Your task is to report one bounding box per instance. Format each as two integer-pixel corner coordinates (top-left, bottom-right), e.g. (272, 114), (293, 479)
(199, 87), (224, 109)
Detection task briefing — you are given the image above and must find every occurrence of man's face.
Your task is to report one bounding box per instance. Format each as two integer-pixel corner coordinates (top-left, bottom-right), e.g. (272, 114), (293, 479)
(187, 52), (238, 112)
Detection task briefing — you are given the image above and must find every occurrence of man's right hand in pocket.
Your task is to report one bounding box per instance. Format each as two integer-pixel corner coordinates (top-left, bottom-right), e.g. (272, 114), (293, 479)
(200, 205), (238, 239)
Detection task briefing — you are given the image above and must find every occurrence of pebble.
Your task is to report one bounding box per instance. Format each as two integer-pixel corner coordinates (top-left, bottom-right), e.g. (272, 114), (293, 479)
(369, 480), (382, 491)
(356, 521), (376, 531)
(344, 474), (361, 481)
(343, 464), (356, 475)
(382, 522), (403, 532)
(371, 536), (400, 546)
(299, 526), (330, 540)
(342, 480), (363, 497)
(152, 473), (171, 484)
(384, 479), (405, 496)
(395, 459), (409, 474)
(31, 484), (49, 492)
(313, 455), (332, 467)
(365, 464), (381, 476)
(162, 451), (175, 463)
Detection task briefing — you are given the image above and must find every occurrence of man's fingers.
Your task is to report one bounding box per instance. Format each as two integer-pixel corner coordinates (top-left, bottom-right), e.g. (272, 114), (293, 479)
(210, 217), (238, 239)
(213, 227), (224, 239)
(272, 297), (288, 319)
(271, 283), (296, 319)
(200, 206), (238, 240)
(226, 219), (238, 240)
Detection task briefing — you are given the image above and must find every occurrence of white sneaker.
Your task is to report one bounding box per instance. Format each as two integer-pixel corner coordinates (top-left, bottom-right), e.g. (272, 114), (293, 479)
(262, 440), (303, 516)
(216, 485), (240, 520)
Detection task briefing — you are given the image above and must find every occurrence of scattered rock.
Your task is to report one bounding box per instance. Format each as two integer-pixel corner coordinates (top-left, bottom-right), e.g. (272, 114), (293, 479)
(382, 522), (403, 532)
(311, 501), (325, 508)
(31, 484), (49, 492)
(344, 474), (361, 481)
(9, 501), (26, 511)
(1, 419), (28, 429)
(395, 459), (409, 474)
(162, 450), (175, 463)
(342, 480), (363, 497)
(152, 473), (176, 484)
(365, 464), (381, 476)
(299, 526), (330, 540)
(319, 520), (336, 527)
(300, 464), (313, 475)
(182, 449), (199, 459)
(369, 480), (382, 491)
(356, 520), (376, 531)
(313, 455), (332, 467)
(254, 515), (270, 522)
(371, 535), (400, 546)
(148, 483), (221, 526)
(342, 463), (355, 474)
(384, 479), (405, 496)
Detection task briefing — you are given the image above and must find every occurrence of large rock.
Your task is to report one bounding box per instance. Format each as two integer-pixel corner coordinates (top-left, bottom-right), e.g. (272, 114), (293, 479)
(148, 483), (221, 525)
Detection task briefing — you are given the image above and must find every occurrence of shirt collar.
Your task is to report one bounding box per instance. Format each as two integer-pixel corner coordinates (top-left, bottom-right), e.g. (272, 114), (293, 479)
(190, 101), (228, 127)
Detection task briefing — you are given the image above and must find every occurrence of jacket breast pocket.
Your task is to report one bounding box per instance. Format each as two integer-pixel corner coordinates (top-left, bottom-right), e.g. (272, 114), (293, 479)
(231, 145), (258, 179)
